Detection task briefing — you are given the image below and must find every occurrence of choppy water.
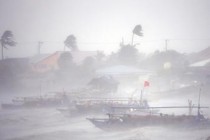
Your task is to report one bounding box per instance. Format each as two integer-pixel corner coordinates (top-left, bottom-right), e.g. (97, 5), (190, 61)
(0, 107), (210, 140)
(0, 91), (210, 140)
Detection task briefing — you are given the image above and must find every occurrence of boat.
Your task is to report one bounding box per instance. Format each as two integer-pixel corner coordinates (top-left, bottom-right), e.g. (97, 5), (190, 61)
(57, 97), (153, 117)
(1, 92), (69, 109)
(87, 105), (210, 131)
(58, 87), (156, 116)
(74, 98), (150, 113)
(87, 86), (210, 130)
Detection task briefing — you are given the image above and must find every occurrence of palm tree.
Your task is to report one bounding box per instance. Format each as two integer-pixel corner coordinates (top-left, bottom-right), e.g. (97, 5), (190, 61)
(0, 30), (16, 60)
(64, 34), (78, 51)
(131, 25), (143, 45)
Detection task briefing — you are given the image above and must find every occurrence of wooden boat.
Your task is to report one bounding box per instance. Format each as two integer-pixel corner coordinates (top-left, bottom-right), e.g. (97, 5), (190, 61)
(57, 97), (152, 116)
(87, 87), (210, 130)
(87, 94), (209, 130)
(1, 93), (69, 109)
(87, 105), (210, 131)
(74, 98), (148, 113)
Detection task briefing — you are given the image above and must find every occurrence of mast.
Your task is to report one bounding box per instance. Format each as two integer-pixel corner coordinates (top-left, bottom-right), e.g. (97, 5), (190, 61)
(37, 41), (43, 55)
(140, 89), (143, 105)
(188, 100), (193, 116)
(197, 86), (201, 116)
(131, 33), (134, 46)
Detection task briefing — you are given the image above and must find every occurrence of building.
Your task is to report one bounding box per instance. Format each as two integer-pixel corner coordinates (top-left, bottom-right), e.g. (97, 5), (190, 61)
(30, 51), (98, 73)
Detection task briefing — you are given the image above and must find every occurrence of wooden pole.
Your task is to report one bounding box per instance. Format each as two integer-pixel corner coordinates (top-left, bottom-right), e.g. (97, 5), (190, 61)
(1, 44), (3, 60)
(38, 41), (43, 55)
(165, 39), (168, 51)
(140, 89), (143, 105)
(131, 33), (134, 46)
(63, 45), (66, 51)
(197, 86), (201, 116)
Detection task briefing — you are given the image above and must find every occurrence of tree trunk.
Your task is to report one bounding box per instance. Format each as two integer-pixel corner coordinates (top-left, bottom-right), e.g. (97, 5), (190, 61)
(1, 43), (3, 60)
(63, 45), (66, 52)
(131, 33), (134, 46)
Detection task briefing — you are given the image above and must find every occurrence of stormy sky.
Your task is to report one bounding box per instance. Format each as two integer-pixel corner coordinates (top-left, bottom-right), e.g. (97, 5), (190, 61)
(0, 0), (210, 58)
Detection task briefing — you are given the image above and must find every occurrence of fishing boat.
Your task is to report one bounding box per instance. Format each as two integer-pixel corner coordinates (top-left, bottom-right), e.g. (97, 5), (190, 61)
(1, 92), (69, 109)
(57, 97), (152, 117)
(75, 98), (150, 113)
(87, 90), (210, 130)
(87, 105), (210, 131)
(58, 86), (155, 116)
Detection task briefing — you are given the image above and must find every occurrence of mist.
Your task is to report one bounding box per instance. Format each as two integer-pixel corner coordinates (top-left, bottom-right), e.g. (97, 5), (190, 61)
(1, 0), (210, 140)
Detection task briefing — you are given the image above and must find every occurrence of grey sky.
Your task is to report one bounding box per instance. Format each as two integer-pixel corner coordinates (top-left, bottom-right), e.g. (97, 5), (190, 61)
(1, 0), (210, 58)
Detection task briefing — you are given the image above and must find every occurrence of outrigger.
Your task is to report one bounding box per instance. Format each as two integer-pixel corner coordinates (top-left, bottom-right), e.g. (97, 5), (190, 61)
(57, 97), (152, 116)
(87, 89), (210, 130)
(58, 88), (153, 116)
(87, 104), (209, 131)
(1, 92), (69, 109)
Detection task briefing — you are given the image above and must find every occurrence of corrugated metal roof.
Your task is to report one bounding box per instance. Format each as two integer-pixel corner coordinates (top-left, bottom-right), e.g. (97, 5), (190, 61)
(189, 58), (210, 67)
(29, 51), (97, 64)
(96, 65), (154, 75)
(29, 54), (52, 64)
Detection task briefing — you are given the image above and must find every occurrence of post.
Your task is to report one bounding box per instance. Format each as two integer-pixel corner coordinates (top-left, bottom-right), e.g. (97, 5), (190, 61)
(63, 45), (66, 51)
(38, 41), (43, 55)
(197, 86), (201, 116)
(165, 39), (168, 51)
(140, 89), (143, 106)
(188, 100), (193, 116)
(131, 33), (134, 46)
(39, 81), (42, 95)
(1, 44), (3, 60)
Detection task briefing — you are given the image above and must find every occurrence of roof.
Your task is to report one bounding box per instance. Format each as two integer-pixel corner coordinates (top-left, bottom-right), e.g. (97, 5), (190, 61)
(29, 51), (97, 65)
(96, 65), (154, 75)
(188, 47), (210, 63)
(70, 51), (97, 64)
(29, 54), (53, 64)
(189, 58), (210, 67)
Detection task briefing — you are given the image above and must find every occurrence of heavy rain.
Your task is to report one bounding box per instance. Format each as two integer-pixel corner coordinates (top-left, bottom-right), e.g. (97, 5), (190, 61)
(0, 0), (210, 140)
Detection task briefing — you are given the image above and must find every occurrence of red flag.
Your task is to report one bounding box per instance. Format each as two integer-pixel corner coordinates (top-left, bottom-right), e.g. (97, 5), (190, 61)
(144, 81), (150, 87)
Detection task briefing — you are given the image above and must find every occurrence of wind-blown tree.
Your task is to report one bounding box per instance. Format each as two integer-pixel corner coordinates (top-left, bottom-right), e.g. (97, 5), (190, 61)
(64, 34), (78, 51)
(118, 43), (140, 65)
(0, 30), (16, 60)
(58, 52), (74, 70)
(142, 50), (188, 74)
(131, 24), (143, 45)
(80, 56), (96, 77)
(116, 24), (143, 65)
(56, 52), (79, 84)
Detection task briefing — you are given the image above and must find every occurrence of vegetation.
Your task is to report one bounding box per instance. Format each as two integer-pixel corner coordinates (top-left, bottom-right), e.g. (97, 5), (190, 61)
(64, 34), (78, 51)
(0, 30), (16, 60)
(117, 44), (141, 65)
(0, 26), (209, 93)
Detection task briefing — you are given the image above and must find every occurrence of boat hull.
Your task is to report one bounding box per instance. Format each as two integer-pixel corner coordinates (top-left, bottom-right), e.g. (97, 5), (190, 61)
(87, 114), (210, 130)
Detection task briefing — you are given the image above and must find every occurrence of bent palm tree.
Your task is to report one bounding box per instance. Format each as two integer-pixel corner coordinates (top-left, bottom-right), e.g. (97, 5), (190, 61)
(64, 34), (78, 51)
(0, 30), (16, 60)
(131, 25), (143, 45)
